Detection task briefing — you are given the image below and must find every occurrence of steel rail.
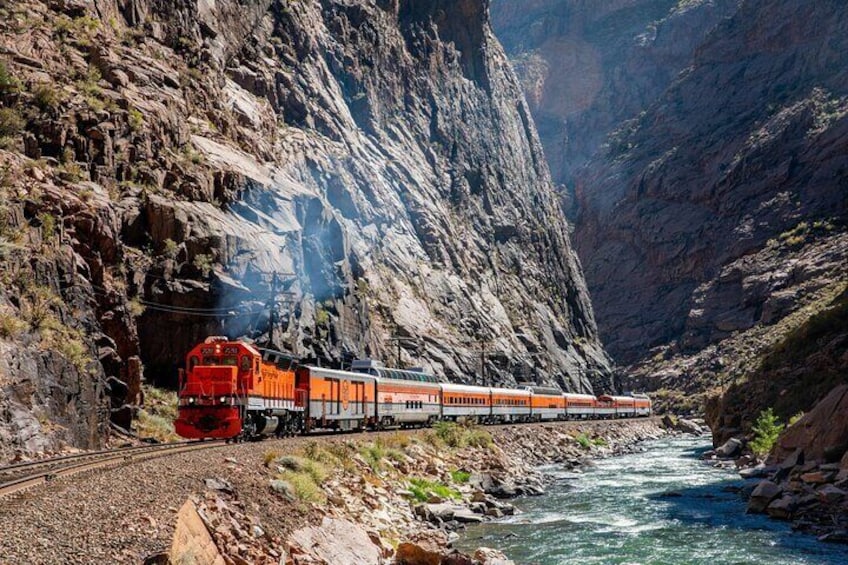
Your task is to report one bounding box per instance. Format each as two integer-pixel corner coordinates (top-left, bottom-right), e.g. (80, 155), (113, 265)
(0, 440), (225, 499)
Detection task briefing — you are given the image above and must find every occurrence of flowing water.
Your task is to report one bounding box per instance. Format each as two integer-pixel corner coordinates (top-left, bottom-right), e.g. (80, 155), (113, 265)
(457, 436), (848, 564)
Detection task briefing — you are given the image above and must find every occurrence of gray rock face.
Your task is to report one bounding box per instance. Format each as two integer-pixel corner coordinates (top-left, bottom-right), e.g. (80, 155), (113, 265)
(127, 0), (613, 392)
(0, 0), (612, 457)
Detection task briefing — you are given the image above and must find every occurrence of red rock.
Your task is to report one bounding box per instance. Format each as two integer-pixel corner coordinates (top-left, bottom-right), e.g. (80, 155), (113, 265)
(395, 531), (449, 565)
(773, 386), (848, 463)
(800, 471), (834, 484)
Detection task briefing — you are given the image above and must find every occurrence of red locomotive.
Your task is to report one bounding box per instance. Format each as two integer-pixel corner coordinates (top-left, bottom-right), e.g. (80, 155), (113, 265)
(175, 337), (302, 440)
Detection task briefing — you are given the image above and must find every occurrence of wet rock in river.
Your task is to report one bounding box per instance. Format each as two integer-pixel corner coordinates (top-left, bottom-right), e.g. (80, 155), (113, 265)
(747, 480), (782, 514)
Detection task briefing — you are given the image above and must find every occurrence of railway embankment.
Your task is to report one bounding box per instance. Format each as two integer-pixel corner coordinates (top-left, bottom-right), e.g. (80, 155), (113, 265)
(162, 418), (670, 564)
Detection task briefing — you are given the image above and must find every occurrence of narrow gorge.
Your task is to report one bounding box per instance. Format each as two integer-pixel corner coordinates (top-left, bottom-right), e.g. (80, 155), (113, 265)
(1, 0), (847, 563)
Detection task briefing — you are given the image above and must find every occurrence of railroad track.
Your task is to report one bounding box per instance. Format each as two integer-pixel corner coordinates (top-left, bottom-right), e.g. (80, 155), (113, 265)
(0, 417), (660, 500)
(0, 440), (226, 499)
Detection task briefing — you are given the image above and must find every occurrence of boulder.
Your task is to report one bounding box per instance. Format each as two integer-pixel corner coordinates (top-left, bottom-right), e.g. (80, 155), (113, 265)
(169, 500), (226, 565)
(452, 509), (485, 524)
(473, 547), (516, 565)
(204, 478), (234, 494)
(395, 531), (449, 565)
(800, 471), (835, 485)
(676, 419), (704, 435)
(779, 448), (804, 470)
(816, 484), (846, 504)
(715, 438), (743, 458)
(747, 480), (782, 513)
(773, 386), (848, 463)
(287, 517), (381, 565)
(739, 464), (778, 480)
(766, 496), (795, 520)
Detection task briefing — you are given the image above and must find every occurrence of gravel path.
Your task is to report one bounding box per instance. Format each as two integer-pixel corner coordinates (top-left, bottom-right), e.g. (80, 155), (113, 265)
(0, 419), (662, 564)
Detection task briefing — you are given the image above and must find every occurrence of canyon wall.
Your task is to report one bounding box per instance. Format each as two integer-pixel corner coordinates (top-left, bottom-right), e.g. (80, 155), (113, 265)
(0, 0), (611, 458)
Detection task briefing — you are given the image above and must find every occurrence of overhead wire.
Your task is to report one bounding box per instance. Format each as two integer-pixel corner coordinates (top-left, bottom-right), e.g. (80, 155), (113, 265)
(75, 282), (274, 318)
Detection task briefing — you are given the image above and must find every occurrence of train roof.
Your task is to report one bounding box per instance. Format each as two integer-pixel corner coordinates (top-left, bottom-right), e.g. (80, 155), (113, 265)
(301, 366), (378, 382)
(563, 393), (598, 400)
(440, 383), (490, 394)
(522, 385), (564, 396)
(371, 367), (442, 383)
(489, 387), (531, 396)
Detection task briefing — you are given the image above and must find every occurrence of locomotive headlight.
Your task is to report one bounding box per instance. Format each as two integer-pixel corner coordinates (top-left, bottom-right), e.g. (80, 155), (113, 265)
(188, 397), (196, 404)
(219, 396), (227, 404)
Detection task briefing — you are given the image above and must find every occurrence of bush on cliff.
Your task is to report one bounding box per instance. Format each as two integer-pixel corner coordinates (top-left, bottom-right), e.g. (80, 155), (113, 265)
(749, 408), (784, 457)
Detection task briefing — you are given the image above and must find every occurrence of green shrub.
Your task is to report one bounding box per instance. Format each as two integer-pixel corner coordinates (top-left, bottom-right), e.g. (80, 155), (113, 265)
(749, 408), (784, 458)
(314, 305), (329, 326)
(465, 427), (493, 448)
(432, 421), (492, 449)
(575, 433), (592, 449)
(32, 83), (62, 112)
(162, 238), (178, 258)
(193, 254), (213, 276)
(0, 107), (24, 138)
(408, 478), (461, 503)
(0, 61), (19, 94)
(450, 470), (471, 484)
(359, 442), (386, 472)
(434, 421), (464, 448)
(39, 213), (56, 241)
(278, 470), (326, 504)
(787, 412), (804, 427)
(135, 409), (177, 442)
(128, 108), (144, 131)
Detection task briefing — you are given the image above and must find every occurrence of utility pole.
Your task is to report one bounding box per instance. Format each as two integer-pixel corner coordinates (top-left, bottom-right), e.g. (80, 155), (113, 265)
(264, 271), (295, 350)
(387, 335), (417, 369)
(480, 336), (488, 388)
(269, 271), (280, 348)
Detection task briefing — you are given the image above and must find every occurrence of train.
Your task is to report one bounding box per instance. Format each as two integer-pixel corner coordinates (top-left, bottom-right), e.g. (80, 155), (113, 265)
(174, 337), (652, 441)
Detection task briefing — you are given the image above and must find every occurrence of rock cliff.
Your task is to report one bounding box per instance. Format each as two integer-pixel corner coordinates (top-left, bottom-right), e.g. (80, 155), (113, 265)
(0, 0), (611, 459)
(493, 0), (848, 376)
(491, 0), (740, 218)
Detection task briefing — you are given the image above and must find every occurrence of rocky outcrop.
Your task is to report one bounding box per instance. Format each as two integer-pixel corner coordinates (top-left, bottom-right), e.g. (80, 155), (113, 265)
(0, 0), (612, 457)
(156, 419), (664, 564)
(706, 286), (848, 446)
(494, 0), (848, 368)
(738, 385), (848, 540)
(572, 0), (848, 364)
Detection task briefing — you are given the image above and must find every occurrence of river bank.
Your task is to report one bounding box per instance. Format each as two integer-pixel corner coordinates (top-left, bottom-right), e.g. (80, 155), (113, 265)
(163, 418), (668, 564)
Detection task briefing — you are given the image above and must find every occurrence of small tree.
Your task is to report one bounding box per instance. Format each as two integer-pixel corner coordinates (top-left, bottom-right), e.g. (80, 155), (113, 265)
(749, 408), (784, 458)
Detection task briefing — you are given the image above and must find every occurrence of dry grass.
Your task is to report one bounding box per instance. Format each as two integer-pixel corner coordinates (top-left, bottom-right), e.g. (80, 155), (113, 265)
(135, 384), (179, 442)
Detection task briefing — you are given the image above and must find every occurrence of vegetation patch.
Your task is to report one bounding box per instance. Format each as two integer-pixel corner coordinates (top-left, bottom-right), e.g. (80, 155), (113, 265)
(135, 384), (179, 442)
(431, 421), (492, 449)
(408, 478), (461, 503)
(0, 306), (27, 339)
(276, 470), (326, 504)
(450, 470), (471, 484)
(749, 408), (784, 458)
(359, 442), (387, 472)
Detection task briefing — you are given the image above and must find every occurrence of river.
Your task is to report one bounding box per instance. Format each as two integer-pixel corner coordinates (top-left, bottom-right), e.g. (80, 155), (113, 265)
(457, 436), (848, 564)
